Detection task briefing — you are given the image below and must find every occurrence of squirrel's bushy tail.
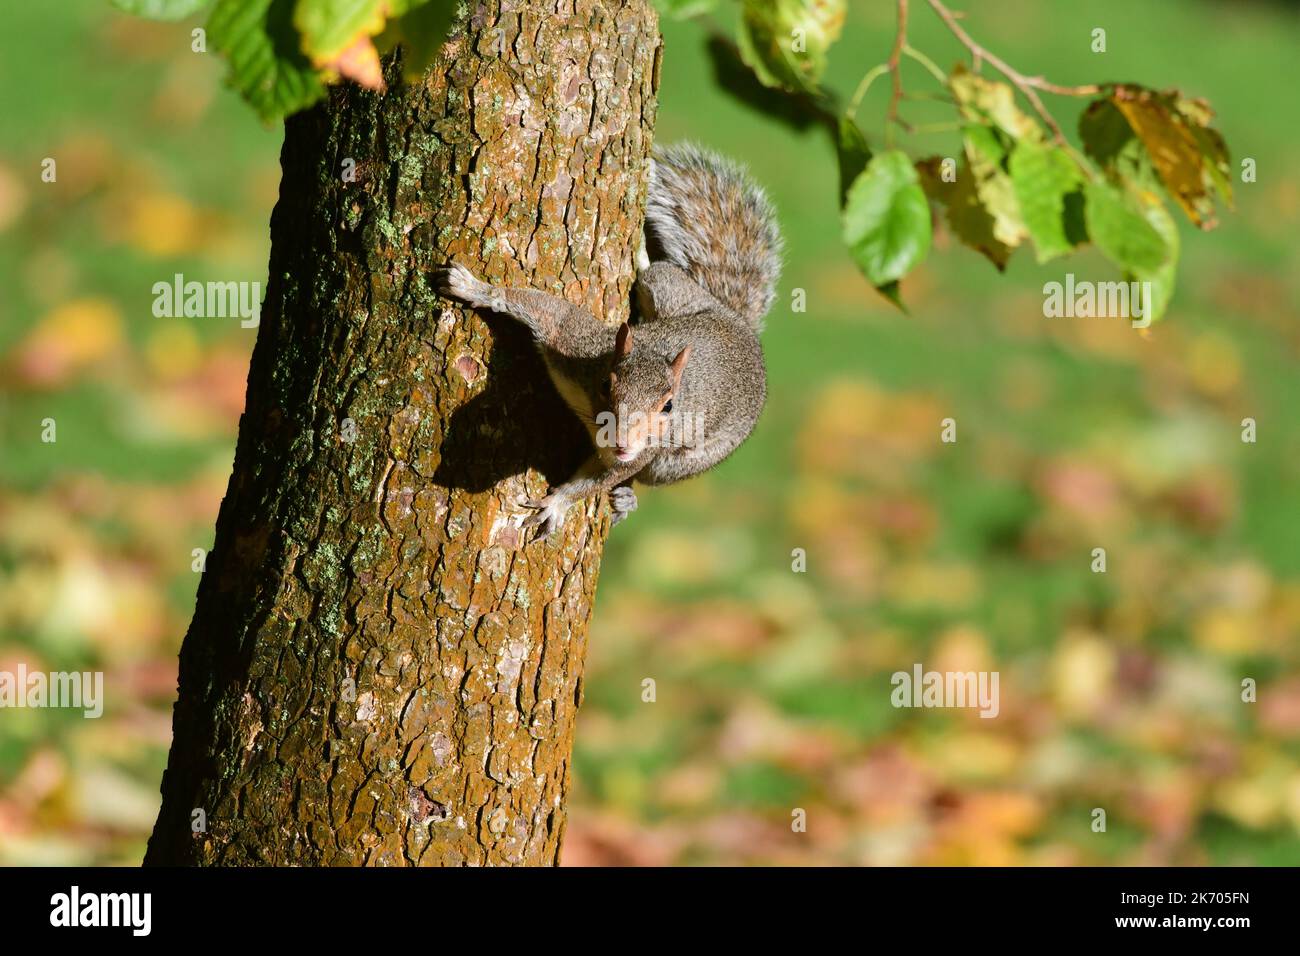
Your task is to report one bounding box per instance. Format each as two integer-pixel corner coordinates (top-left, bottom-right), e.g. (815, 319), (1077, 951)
(646, 143), (782, 331)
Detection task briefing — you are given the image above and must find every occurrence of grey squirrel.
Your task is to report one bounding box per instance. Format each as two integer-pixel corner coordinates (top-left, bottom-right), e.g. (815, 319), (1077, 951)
(435, 144), (782, 535)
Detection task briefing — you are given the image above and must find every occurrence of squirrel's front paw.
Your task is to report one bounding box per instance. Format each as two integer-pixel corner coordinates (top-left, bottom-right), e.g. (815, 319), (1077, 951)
(435, 262), (489, 307)
(521, 493), (569, 537)
(610, 485), (638, 526)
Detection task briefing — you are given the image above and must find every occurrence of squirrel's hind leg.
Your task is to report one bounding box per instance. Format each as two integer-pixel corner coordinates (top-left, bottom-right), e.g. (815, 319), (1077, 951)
(635, 261), (719, 322)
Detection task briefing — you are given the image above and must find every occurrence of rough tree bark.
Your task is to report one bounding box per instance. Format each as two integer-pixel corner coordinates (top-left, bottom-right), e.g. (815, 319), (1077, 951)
(144, 0), (661, 866)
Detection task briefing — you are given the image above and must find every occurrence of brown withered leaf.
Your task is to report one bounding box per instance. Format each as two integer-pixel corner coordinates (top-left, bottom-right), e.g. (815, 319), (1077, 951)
(1110, 84), (1224, 228)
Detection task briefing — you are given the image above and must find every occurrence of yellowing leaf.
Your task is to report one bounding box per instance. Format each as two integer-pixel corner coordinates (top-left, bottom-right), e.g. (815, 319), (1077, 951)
(323, 33), (385, 89)
(917, 155), (1013, 270)
(1111, 85), (1220, 228)
(964, 125), (1027, 248)
(295, 0), (391, 63)
(737, 0), (845, 93)
(949, 64), (1043, 143)
(1175, 97), (1234, 213)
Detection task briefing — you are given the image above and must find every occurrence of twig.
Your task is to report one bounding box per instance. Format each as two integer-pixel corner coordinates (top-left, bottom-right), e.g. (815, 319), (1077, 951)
(886, 0), (909, 145)
(925, 0), (1100, 145)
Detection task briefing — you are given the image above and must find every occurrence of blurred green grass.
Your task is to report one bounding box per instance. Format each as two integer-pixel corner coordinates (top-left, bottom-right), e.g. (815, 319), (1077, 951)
(1, 0), (1298, 866)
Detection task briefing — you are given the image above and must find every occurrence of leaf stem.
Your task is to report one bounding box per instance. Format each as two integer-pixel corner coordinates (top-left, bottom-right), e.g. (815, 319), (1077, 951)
(902, 44), (947, 85)
(925, 0), (1100, 145)
(886, 0), (910, 147)
(846, 63), (890, 121)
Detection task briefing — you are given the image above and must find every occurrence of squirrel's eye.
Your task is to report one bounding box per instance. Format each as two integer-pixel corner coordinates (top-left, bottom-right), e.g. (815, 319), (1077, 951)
(662, 398), (673, 414)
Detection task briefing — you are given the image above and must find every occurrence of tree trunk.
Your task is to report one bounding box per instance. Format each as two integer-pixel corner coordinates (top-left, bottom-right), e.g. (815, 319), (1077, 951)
(144, 0), (661, 866)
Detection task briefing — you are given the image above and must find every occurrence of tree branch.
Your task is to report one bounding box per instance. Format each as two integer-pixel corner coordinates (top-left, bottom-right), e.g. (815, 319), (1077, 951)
(886, 0), (910, 141)
(925, 0), (1100, 144)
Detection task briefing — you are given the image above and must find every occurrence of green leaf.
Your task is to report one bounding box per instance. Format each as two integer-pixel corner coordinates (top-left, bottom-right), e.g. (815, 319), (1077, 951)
(294, 0), (389, 63)
(964, 124), (1026, 248)
(1083, 179), (1172, 275)
(841, 150), (932, 291)
(376, 0), (456, 81)
(1079, 98), (1136, 169)
(1008, 140), (1084, 262)
(916, 155), (1012, 271)
(111, 0), (211, 20)
(208, 0), (327, 123)
(1125, 190), (1180, 324)
(875, 279), (906, 312)
(737, 0), (845, 94)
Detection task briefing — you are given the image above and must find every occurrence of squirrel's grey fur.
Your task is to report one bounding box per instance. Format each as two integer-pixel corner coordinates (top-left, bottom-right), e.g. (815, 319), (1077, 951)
(644, 143), (783, 331)
(436, 143), (782, 536)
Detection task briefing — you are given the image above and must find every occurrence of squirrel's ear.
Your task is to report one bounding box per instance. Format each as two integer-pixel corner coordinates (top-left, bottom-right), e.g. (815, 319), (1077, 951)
(668, 345), (692, 388)
(615, 322), (633, 359)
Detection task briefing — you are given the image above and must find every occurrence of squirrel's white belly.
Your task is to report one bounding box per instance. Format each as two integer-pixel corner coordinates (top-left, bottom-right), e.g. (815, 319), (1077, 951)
(540, 354), (622, 465)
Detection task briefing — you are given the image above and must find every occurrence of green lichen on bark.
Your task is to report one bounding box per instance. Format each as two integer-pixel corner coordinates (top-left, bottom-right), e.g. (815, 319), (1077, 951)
(145, 0), (661, 866)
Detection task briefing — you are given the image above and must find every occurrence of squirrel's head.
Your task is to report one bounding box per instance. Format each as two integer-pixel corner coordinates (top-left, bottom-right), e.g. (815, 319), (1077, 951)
(603, 322), (691, 463)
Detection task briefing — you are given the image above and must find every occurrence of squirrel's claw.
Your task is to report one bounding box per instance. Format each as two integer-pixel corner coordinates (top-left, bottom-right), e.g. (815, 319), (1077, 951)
(435, 262), (488, 307)
(610, 485), (638, 526)
(520, 493), (568, 537)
